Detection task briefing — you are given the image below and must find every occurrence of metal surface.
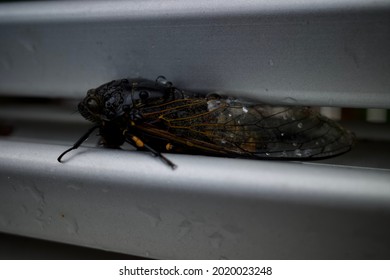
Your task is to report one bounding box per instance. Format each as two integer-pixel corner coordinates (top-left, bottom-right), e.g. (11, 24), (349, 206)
(0, 0), (389, 107)
(1, 138), (390, 259)
(1, 0), (390, 259)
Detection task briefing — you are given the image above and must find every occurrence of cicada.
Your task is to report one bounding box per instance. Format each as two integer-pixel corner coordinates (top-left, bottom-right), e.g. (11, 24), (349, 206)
(58, 76), (355, 169)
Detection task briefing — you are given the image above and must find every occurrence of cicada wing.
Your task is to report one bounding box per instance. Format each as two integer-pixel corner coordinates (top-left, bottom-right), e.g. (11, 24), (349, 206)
(196, 103), (355, 159)
(138, 97), (355, 159)
(133, 122), (236, 157)
(245, 105), (355, 158)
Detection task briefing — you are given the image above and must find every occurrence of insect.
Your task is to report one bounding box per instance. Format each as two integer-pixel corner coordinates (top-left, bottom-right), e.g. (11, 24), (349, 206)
(58, 76), (355, 169)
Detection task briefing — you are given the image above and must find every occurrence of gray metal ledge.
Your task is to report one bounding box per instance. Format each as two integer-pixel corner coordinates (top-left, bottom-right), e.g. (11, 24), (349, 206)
(1, 0), (389, 23)
(1, 0), (390, 259)
(0, 0), (389, 108)
(1, 138), (390, 259)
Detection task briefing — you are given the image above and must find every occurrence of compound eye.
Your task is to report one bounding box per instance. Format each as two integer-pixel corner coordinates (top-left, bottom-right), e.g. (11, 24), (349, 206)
(139, 90), (149, 100)
(85, 98), (100, 114)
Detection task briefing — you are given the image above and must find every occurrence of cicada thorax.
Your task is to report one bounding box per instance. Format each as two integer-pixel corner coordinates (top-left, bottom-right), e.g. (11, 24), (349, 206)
(98, 119), (127, 148)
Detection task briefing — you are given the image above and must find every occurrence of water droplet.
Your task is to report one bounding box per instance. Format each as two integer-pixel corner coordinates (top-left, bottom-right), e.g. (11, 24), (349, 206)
(268, 59), (274, 66)
(207, 99), (221, 111)
(242, 106), (248, 113)
(206, 93), (221, 100)
(156, 76), (169, 86)
(265, 152), (270, 156)
(297, 122), (303, 129)
(280, 132), (285, 137)
(292, 142), (298, 147)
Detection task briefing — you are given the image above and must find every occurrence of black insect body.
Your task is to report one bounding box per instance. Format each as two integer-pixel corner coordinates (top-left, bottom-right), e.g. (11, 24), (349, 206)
(58, 77), (355, 168)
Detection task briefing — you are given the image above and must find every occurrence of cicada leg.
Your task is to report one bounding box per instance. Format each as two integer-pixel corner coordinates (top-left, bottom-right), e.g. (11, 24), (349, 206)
(125, 133), (177, 170)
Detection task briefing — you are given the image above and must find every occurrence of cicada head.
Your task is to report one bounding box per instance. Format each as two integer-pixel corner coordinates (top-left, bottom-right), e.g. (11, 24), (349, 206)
(78, 79), (131, 122)
(79, 77), (176, 123)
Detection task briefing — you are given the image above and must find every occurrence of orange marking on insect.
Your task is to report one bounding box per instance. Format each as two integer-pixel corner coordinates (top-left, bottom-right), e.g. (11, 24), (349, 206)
(132, 136), (144, 148)
(166, 143), (174, 151)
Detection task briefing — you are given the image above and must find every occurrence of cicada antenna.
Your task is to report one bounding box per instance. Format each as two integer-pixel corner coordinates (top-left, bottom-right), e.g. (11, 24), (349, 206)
(57, 125), (100, 163)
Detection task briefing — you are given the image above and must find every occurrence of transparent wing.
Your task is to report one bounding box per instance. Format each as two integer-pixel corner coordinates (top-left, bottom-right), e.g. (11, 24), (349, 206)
(139, 97), (355, 159)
